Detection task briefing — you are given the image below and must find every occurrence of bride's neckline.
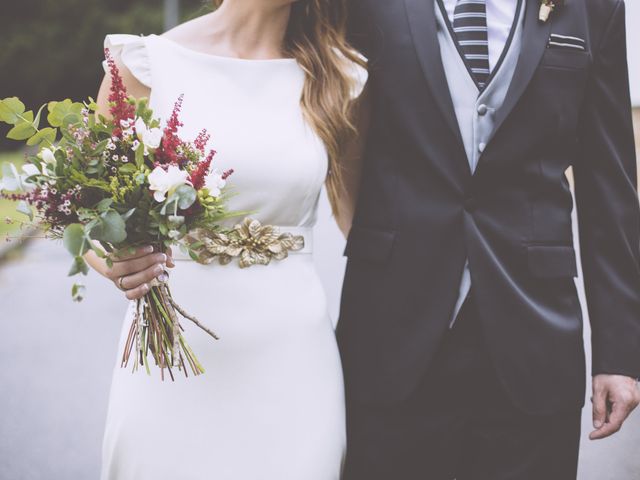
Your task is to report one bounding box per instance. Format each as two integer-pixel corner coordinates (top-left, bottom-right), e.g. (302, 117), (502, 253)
(151, 34), (298, 64)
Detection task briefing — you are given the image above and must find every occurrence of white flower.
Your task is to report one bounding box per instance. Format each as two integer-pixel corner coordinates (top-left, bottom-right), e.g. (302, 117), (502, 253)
(22, 164), (40, 177)
(0, 163), (36, 192)
(40, 147), (56, 165)
(135, 117), (163, 152)
(148, 165), (190, 202)
(37, 147), (58, 176)
(204, 169), (226, 198)
(132, 140), (141, 152)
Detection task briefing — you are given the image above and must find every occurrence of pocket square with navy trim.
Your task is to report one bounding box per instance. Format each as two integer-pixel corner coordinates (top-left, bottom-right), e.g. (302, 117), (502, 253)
(548, 33), (586, 51)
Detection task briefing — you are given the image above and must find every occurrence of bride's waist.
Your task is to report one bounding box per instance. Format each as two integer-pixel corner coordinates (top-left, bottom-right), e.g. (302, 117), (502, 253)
(164, 244), (324, 307)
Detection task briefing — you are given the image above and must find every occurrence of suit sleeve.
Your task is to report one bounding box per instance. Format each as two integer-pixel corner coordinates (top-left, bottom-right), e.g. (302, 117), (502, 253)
(574, 0), (640, 378)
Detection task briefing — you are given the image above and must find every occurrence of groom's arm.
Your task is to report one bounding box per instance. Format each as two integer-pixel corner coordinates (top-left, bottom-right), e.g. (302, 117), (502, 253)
(573, 0), (640, 439)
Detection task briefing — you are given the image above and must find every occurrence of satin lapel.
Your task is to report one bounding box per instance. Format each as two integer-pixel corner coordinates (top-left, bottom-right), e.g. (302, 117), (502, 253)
(403, 0), (464, 147)
(489, 0), (552, 143)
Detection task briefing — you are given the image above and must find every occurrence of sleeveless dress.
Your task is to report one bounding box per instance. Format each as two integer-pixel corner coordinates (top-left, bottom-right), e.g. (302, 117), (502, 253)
(100, 34), (367, 480)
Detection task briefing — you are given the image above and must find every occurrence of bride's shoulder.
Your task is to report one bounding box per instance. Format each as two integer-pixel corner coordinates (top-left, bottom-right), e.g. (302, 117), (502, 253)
(102, 33), (153, 93)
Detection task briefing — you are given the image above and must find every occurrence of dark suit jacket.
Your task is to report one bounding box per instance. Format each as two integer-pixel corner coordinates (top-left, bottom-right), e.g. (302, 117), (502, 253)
(337, 0), (640, 414)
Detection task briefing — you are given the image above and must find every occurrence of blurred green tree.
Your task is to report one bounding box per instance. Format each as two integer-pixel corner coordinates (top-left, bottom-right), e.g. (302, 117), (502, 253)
(0, 0), (211, 149)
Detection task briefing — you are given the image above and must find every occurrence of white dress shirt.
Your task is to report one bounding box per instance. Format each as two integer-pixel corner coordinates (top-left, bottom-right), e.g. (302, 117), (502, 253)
(442, 0), (519, 72)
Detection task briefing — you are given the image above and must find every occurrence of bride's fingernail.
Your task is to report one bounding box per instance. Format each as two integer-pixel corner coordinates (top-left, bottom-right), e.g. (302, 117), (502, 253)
(154, 264), (164, 274)
(142, 284), (149, 292)
(144, 245), (154, 253)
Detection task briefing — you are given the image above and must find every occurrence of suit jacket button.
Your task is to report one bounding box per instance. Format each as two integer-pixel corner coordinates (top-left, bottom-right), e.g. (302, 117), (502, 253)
(464, 196), (477, 212)
(477, 104), (488, 116)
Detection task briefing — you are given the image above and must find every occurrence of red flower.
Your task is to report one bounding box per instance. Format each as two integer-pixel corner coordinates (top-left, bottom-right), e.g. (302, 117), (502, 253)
(194, 129), (211, 154)
(156, 95), (185, 165)
(104, 48), (136, 132)
(189, 150), (216, 190)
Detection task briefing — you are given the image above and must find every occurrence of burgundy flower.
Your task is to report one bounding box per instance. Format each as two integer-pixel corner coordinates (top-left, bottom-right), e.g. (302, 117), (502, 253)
(104, 48), (136, 132)
(189, 149), (216, 191)
(156, 95), (185, 165)
(194, 129), (211, 154)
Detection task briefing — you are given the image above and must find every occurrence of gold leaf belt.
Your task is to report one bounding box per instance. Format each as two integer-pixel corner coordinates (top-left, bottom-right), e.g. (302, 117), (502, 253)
(178, 218), (313, 268)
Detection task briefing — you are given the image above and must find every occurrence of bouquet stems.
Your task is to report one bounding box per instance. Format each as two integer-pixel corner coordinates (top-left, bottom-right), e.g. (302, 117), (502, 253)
(120, 280), (218, 380)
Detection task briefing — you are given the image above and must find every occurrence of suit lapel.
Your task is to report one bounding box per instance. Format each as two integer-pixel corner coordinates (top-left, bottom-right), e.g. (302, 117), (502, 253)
(403, 0), (464, 148)
(489, 0), (552, 143)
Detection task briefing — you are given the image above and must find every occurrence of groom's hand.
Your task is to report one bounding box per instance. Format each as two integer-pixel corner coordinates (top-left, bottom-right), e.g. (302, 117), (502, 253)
(589, 374), (640, 440)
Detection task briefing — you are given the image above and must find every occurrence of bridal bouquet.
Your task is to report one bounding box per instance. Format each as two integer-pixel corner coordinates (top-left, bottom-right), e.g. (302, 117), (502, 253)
(0, 49), (236, 380)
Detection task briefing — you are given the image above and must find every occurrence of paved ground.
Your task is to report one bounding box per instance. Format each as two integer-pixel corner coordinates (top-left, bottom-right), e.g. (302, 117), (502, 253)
(0, 192), (639, 479)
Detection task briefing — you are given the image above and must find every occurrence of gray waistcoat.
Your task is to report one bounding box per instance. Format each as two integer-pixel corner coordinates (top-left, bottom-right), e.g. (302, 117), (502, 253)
(435, 2), (525, 174)
(434, 1), (526, 321)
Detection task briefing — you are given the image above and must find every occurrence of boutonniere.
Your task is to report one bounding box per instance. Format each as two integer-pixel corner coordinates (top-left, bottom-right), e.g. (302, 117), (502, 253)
(539, 0), (565, 23)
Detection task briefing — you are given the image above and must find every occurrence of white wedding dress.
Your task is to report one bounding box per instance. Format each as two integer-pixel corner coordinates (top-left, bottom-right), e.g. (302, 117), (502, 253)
(100, 34), (366, 480)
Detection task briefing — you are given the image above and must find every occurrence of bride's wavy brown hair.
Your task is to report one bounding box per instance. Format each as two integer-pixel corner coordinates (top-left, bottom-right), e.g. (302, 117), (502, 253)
(211, 0), (366, 215)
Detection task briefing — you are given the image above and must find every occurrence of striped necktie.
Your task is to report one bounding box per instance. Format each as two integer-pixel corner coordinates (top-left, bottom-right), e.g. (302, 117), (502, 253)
(452, 0), (491, 90)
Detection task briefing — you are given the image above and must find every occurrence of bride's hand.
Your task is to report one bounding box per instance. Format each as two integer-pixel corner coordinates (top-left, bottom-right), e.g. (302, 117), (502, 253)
(104, 246), (175, 300)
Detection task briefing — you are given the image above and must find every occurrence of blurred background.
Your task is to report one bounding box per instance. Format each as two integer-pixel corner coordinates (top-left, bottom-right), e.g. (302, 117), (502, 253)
(0, 1), (639, 479)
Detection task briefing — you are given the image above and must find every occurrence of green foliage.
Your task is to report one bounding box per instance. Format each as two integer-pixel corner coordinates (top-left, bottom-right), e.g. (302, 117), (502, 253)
(90, 210), (128, 244)
(63, 223), (89, 257)
(71, 282), (86, 302)
(0, 98), (26, 124)
(47, 100), (84, 128)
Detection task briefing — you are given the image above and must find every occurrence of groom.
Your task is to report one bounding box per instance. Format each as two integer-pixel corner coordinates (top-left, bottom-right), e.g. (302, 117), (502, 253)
(338, 0), (640, 478)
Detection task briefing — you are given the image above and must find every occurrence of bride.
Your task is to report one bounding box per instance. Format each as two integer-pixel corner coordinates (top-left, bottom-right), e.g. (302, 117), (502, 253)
(87, 1), (368, 479)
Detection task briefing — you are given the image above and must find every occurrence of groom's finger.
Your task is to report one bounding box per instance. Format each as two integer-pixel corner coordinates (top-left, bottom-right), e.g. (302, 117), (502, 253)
(590, 388), (607, 433)
(590, 400), (629, 440)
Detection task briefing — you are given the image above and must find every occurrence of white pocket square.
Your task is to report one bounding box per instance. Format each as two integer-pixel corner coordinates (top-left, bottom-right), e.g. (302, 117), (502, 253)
(548, 34), (586, 51)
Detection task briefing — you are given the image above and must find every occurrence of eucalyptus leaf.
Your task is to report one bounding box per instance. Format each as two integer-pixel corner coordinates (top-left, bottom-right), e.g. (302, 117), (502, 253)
(121, 208), (136, 221)
(63, 224), (89, 257)
(95, 198), (113, 212)
(62, 112), (81, 127)
(32, 104), (47, 130)
(71, 283), (86, 302)
(68, 256), (89, 276)
(90, 211), (127, 244)
(47, 99), (82, 127)
(176, 185), (197, 210)
(0, 97), (26, 124)
(7, 121), (37, 141)
(26, 127), (56, 146)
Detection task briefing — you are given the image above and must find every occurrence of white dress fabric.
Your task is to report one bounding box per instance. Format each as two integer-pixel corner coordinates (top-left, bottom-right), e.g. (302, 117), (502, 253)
(100, 34), (367, 480)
